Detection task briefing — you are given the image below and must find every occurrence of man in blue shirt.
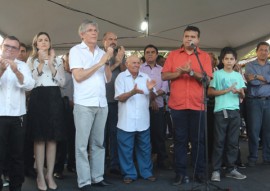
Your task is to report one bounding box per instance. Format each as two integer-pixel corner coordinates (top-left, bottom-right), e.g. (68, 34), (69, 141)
(245, 41), (270, 166)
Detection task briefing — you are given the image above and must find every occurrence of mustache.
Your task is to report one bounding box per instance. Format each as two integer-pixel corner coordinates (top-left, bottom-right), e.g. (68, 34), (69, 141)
(110, 43), (117, 48)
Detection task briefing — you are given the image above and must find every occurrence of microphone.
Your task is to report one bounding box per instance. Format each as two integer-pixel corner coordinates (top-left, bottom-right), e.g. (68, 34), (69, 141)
(190, 41), (197, 50)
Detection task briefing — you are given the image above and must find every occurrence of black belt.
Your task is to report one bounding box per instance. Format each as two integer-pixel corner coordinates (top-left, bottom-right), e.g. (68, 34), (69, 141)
(250, 96), (270, 100)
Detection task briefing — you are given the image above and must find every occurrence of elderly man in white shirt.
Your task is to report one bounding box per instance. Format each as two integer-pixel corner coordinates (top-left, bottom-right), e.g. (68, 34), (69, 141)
(0, 36), (35, 191)
(69, 20), (113, 191)
(114, 55), (157, 184)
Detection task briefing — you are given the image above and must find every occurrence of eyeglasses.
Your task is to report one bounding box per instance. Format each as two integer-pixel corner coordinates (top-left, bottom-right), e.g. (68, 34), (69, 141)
(3, 44), (19, 51)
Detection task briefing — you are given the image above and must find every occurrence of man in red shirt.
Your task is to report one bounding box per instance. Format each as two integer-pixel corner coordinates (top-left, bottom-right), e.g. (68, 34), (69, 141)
(162, 26), (212, 185)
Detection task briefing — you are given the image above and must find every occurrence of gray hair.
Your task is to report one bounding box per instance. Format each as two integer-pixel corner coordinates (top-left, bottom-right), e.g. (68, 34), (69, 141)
(78, 19), (99, 36)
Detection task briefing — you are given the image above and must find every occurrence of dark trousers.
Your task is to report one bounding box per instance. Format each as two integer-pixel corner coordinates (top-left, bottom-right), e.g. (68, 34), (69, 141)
(54, 97), (75, 173)
(24, 123), (35, 172)
(0, 116), (26, 190)
(164, 110), (173, 137)
(246, 98), (270, 162)
(150, 107), (167, 164)
(171, 109), (205, 176)
(207, 103), (215, 162)
(212, 110), (240, 172)
(105, 102), (119, 170)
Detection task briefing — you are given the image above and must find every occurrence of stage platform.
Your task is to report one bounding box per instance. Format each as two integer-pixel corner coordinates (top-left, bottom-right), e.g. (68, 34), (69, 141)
(3, 138), (270, 191)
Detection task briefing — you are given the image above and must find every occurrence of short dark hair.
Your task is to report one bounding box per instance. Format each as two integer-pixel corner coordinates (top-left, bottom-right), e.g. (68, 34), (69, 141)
(20, 42), (27, 50)
(144, 44), (158, 55)
(217, 47), (238, 69)
(256, 41), (270, 51)
(219, 47), (237, 63)
(2, 35), (20, 46)
(184, 26), (200, 38)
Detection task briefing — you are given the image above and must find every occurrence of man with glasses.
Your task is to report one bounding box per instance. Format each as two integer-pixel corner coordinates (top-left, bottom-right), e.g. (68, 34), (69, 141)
(15, 42), (37, 179)
(0, 36), (35, 191)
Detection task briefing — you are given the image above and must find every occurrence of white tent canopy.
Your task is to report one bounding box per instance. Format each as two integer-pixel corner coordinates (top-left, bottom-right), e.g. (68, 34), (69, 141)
(1, 0), (270, 57)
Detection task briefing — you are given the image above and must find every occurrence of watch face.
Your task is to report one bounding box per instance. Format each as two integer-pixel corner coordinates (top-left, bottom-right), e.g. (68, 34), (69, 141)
(189, 70), (194, 76)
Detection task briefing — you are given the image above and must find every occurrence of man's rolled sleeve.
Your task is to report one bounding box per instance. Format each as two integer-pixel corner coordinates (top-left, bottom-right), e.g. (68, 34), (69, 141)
(16, 65), (35, 91)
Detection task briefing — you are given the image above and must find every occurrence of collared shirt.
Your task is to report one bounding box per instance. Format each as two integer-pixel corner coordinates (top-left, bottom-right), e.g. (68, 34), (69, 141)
(115, 70), (151, 132)
(245, 59), (270, 97)
(0, 59), (35, 116)
(162, 46), (212, 110)
(69, 42), (107, 107)
(27, 57), (65, 88)
(140, 62), (168, 107)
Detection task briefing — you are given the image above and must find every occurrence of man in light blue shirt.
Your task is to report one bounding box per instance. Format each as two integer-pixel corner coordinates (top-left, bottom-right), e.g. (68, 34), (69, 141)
(245, 41), (270, 167)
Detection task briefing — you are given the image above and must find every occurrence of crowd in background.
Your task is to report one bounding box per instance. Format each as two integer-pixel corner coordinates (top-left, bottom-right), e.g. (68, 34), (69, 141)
(0, 19), (270, 191)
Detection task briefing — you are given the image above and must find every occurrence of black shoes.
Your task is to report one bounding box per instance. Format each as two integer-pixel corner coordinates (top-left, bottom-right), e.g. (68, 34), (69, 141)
(92, 180), (112, 187)
(247, 160), (256, 167)
(67, 166), (76, 173)
(172, 175), (189, 186)
(10, 187), (22, 191)
(157, 161), (173, 170)
(195, 174), (206, 183)
(53, 172), (64, 179)
(236, 162), (246, 168)
(80, 184), (91, 191)
(263, 160), (270, 165)
(109, 168), (121, 175)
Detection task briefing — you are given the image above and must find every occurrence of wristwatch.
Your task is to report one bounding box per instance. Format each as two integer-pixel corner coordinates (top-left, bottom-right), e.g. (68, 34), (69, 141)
(254, 74), (257, 79)
(189, 69), (194, 77)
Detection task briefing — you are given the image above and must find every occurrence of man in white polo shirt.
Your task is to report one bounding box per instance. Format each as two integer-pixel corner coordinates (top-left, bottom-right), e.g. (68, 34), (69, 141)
(69, 20), (113, 191)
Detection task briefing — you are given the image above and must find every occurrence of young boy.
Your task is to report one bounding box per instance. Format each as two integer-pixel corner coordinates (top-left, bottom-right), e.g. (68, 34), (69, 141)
(208, 47), (246, 182)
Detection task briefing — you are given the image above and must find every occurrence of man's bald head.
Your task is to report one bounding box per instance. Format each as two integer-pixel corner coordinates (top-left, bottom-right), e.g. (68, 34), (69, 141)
(126, 55), (140, 75)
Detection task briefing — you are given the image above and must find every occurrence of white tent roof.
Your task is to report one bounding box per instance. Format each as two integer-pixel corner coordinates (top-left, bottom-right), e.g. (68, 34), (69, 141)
(1, 0), (270, 57)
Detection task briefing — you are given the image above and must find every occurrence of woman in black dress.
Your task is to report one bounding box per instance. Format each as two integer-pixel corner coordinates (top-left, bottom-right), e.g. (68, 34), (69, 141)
(27, 32), (65, 191)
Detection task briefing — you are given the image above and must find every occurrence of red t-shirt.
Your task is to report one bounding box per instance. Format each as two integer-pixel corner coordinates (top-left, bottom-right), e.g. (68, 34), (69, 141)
(162, 46), (212, 110)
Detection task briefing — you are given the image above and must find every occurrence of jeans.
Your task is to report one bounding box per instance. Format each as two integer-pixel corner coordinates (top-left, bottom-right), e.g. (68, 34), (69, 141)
(117, 128), (153, 179)
(212, 110), (240, 171)
(73, 104), (108, 188)
(0, 116), (26, 190)
(246, 98), (270, 162)
(171, 109), (205, 176)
